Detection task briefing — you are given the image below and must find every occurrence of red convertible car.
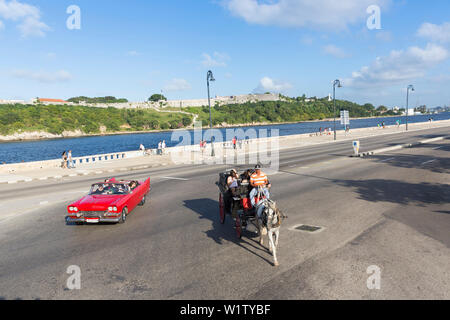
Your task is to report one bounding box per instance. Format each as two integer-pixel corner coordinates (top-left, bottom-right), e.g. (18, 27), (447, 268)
(66, 178), (150, 225)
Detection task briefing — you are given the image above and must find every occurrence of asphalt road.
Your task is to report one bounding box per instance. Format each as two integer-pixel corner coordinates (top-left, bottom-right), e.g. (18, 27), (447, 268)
(0, 127), (449, 300)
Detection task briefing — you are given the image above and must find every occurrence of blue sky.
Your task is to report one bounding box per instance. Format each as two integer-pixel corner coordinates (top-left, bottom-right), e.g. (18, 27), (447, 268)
(0, 0), (449, 108)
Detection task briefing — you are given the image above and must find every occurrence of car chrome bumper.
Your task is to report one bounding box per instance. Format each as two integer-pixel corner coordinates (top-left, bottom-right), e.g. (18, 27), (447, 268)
(66, 216), (121, 223)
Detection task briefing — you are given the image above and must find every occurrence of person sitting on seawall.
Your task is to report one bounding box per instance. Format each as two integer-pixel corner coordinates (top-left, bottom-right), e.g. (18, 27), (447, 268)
(249, 165), (271, 209)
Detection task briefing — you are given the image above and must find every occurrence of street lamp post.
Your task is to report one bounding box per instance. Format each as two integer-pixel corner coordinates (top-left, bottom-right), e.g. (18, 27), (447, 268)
(207, 70), (216, 157)
(406, 85), (414, 131)
(333, 79), (342, 141)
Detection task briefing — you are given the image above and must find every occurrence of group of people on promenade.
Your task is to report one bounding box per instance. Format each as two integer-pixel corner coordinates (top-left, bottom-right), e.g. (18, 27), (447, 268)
(316, 127), (332, 136)
(61, 150), (75, 169)
(140, 141), (167, 156)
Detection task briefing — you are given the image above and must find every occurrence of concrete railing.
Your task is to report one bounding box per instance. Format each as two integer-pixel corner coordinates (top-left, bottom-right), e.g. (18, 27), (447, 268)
(0, 150), (144, 173)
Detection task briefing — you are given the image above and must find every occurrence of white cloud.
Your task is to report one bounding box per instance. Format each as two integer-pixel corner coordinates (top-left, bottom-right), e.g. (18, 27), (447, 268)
(417, 22), (450, 44)
(224, 0), (389, 30)
(163, 78), (192, 92)
(0, 0), (49, 37)
(345, 43), (449, 88)
(300, 35), (314, 45)
(12, 69), (73, 83)
(254, 77), (292, 93)
(323, 44), (351, 58)
(201, 52), (230, 67)
(375, 31), (393, 42)
(0, 20), (4, 30)
(126, 50), (141, 56)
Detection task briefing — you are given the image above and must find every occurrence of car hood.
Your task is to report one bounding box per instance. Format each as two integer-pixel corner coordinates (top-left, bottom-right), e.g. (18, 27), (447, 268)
(74, 195), (125, 211)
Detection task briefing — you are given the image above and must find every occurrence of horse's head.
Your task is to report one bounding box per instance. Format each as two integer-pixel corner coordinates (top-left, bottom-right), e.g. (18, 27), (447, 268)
(262, 200), (279, 227)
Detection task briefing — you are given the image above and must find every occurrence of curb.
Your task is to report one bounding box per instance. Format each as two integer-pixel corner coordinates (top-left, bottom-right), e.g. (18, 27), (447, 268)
(0, 162), (172, 185)
(357, 136), (446, 158)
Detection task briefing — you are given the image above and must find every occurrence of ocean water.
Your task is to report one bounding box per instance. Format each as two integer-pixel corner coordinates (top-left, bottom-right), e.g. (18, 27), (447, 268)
(1, 113), (448, 164)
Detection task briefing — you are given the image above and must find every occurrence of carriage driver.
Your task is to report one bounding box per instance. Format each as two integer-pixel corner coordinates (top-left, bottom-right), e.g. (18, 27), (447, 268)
(250, 164), (271, 208)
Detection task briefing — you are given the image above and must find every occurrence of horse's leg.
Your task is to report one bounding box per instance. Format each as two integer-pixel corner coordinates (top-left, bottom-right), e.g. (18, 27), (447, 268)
(268, 230), (274, 254)
(268, 231), (279, 266)
(275, 228), (280, 248)
(257, 219), (264, 246)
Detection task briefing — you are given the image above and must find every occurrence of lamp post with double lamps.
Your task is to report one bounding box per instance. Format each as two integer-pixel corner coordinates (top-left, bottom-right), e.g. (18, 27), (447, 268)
(207, 70), (216, 157)
(406, 85), (415, 131)
(333, 79), (342, 141)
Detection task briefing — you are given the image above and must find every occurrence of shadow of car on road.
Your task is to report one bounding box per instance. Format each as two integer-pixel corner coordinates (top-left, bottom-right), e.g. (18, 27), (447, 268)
(183, 198), (274, 265)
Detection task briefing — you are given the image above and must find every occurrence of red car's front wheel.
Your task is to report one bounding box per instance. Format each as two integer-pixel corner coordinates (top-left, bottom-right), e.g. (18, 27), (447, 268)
(219, 193), (225, 224)
(119, 207), (128, 224)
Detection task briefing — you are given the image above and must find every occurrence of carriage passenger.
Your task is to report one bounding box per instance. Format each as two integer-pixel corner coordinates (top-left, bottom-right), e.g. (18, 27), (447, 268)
(250, 165), (271, 209)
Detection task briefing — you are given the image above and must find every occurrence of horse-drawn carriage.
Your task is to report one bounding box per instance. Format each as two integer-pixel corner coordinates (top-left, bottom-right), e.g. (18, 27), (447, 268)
(217, 169), (286, 266)
(217, 170), (267, 239)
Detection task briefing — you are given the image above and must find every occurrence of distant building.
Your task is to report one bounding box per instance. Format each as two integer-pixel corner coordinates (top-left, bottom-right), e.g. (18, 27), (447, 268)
(0, 99), (26, 104)
(162, 93), (281, 108)
(34, 98), (69, 105)
(402, 108), (417, 116)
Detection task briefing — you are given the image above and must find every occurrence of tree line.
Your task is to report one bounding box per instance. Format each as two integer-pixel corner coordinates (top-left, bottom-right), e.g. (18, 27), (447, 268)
(0, 97), (402, 136)
(0, 104), (192, 135)
(186, 97), (401, 126)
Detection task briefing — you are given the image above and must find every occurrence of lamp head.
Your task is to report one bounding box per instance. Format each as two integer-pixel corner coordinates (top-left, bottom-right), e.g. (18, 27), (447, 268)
(334, 79), (342, 88)
(207, 70), (215, 82)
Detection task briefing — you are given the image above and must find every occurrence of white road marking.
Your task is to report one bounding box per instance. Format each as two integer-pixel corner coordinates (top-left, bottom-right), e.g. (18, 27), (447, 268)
(160, 176), (189, 181)
(421, 159), (436, 166)
(381, 157), (396, 162)
(39, 201), (49, 205)
(432, 146), (443, 150)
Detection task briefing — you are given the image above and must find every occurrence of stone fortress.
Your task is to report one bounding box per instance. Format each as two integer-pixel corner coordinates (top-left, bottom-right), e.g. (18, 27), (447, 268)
(1, 93), (282, 110)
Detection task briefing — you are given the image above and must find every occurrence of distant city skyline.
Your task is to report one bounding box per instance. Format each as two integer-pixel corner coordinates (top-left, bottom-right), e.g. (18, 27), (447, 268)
(0, 0), (449, 108)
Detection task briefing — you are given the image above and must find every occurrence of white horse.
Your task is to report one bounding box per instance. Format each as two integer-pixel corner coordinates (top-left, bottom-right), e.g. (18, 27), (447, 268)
(256, 199), (284, 267)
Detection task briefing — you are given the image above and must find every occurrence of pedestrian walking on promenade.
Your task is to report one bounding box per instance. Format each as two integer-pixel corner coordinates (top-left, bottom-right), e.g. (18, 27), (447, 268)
(232, 136), (237, 150)
(162, 140), (166, 155)
(158, 141), (162, 155)
(61, 151), (68, 169)
(140, 144), (145, 156)
(67, 150), (75, 169)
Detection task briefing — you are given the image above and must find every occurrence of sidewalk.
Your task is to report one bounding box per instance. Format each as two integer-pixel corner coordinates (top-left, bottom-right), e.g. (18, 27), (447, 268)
(1, 119), (449, 185)
(0, 154), (174, 184)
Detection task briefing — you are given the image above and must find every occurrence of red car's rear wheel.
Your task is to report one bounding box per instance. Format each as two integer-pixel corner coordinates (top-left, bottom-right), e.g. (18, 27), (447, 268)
(219, 193), (225, 224)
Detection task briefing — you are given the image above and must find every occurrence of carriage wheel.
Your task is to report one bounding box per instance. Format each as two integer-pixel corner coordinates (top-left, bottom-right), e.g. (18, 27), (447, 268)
(219, 193), (225, 224)
(235, 216), (243, 239)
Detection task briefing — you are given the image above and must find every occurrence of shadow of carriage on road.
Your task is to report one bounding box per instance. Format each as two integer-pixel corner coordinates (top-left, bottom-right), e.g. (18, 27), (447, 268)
(183, 198), (274, 265)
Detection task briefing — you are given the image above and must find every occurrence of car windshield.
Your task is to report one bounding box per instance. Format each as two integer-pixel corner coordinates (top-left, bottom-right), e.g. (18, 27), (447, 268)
(89, 183), (129, 195)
